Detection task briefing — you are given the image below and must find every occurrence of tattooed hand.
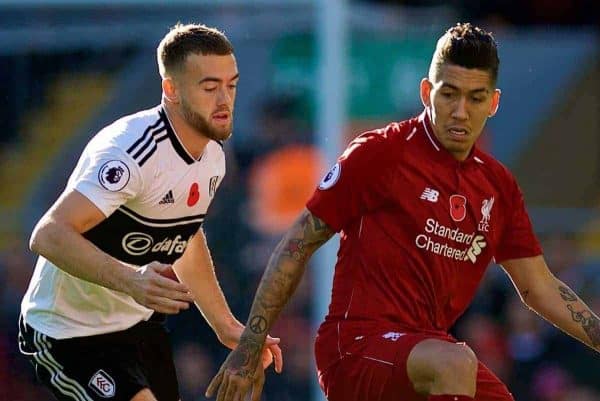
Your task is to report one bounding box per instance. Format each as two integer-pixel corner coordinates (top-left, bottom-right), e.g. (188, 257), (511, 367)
(206, 336), (265, 401)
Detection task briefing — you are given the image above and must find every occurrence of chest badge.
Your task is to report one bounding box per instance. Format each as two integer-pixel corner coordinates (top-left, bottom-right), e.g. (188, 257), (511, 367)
(478, 196), (495, 232)
(449, 194), (467, 222)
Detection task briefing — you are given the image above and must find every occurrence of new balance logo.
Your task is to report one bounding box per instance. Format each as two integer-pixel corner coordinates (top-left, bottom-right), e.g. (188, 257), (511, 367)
(420, 187), (439, 203)
(159, 190), (174, 205)
(382, 332), (405, 341)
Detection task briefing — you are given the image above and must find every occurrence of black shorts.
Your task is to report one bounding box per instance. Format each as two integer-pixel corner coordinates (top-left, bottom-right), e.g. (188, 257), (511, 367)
(18, 314), (179, 401)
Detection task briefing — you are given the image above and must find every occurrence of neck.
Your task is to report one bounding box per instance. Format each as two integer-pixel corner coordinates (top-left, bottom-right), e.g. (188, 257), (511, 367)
(162, 101), (209, 160)
(449, 149), (470, 162)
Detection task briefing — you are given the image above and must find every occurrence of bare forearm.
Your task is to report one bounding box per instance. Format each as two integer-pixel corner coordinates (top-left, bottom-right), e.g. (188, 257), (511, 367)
(525, 278), (600, 351)
(235, 211), (334, 374)
(30, 218), (135, 294)
(231, 239), (308, 377)
(245, 238), (309, 341)
(172, 230), (241, 343)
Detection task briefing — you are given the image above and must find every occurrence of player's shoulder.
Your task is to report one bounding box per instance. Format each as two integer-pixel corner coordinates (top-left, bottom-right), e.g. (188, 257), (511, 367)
(348, 117), (415, 152)
(473, 148), (518, 186)
(89, 105), (164, 157)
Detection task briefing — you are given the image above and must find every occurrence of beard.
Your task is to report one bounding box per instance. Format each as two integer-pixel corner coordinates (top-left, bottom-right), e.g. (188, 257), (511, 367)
(180, 98), (233, 142)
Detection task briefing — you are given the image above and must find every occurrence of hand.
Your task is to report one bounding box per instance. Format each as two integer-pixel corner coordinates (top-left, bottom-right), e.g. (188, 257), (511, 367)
(126, 262), (194, 314)
(218, 327), (283, 374)
(205, 337), (274, 401)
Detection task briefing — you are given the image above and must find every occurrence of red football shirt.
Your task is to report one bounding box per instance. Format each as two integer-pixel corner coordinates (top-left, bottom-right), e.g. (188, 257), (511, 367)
(307, 110), (542, 368)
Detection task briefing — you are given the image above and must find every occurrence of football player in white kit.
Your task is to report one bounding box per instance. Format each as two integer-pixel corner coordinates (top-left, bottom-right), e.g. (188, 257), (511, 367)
(18, 23), (282, 401)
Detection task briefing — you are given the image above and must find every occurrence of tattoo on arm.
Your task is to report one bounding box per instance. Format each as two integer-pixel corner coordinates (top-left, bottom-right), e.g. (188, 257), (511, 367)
(281, 213), (334, 264)
(559, 284), (600, 348)
(229, 336), (262, 378)
(248, 315), (268, 334)
(559, 285), (578, 302)
(520, 289), (530, 303)
(251, 211), (334, 326)
(566, 304), (600, 347)
(283, 239), (306, 263)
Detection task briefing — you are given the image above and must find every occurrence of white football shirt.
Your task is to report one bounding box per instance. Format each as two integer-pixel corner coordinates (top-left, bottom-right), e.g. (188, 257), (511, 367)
(21, 105), (225, 339)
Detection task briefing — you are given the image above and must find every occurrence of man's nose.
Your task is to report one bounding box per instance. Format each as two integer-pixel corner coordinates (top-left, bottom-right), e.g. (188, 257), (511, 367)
(452, 97), (468, 120)
(217, 86), (232, 106)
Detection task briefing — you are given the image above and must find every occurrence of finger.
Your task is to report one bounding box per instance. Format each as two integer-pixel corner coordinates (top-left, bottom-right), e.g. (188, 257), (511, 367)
(148, 299), (190, 314)
(152, 276), (194, 298)
(251, 371), (266, 401)
(205, 370), (224, 398)
(157, 297), (190, 311)
(269, 344), (283, 373)
(216, 372), (230, 401)
(146, 282), (194, 303)
(264, 336), (280, 346)
(223, 376), (239, 401)
(150, 262), (173, 273)
(261, 349), (273, 370)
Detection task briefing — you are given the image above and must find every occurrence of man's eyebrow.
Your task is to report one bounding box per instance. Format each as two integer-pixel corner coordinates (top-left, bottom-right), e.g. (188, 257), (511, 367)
(198, 73), (240, 84)
(441, 83), (490, 94)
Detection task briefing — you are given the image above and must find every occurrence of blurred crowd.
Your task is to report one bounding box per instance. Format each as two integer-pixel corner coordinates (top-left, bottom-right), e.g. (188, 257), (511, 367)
(366, 0), (598, 26)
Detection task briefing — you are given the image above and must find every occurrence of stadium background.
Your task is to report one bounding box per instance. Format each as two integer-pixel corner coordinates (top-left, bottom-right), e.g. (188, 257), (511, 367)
(0, 1), (598, 400)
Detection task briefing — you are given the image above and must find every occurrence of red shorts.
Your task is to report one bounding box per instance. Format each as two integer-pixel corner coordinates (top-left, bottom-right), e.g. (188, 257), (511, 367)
(316, 331), (513, 401)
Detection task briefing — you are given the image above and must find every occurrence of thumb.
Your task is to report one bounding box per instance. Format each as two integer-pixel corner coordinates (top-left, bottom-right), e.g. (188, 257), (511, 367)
(265, 336), (280, 345)
(151, 262), (172, 272)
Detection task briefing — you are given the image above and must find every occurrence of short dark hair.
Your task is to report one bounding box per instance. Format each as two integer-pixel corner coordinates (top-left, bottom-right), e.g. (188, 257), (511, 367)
(157, 23), (234, 78)
(429, 22), (499, 84)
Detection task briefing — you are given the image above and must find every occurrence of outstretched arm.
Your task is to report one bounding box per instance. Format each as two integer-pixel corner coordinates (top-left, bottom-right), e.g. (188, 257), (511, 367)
(502, 255), (600, 351)
(172, 227), (282, 372)
(206, 209), (335, 401)
(173, 228), (243, 346)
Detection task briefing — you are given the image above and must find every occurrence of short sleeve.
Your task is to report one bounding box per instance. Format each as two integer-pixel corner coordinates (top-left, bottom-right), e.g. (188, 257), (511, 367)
(306, 131), (396, 232)
(67, 143), (143, 217)
(494, 176), (542, 263)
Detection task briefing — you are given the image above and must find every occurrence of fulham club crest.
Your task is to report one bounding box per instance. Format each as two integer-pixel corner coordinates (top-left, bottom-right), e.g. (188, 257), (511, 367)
(449, 194), (467, 222)
(88, 369), (116, 398)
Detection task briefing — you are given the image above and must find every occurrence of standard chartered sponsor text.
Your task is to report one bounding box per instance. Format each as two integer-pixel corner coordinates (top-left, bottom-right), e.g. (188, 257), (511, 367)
(415, 218), (486, 263)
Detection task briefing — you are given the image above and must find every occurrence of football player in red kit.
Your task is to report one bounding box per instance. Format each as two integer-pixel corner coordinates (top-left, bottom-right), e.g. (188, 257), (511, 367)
(207, 23), (600, 401)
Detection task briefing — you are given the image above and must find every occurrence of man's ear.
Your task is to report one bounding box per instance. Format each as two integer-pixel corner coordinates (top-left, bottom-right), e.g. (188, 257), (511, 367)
(420, 78), (433, 109)
(489, 88), (501, 117)
(162, 77), (179, 103)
